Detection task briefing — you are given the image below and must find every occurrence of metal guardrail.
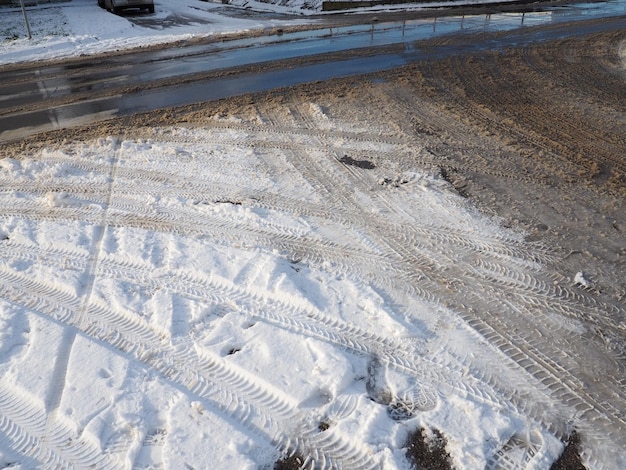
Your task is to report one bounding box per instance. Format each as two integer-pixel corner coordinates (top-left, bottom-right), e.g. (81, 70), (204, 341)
(322, 0), (432, 11)
(322, 0), (554, 12)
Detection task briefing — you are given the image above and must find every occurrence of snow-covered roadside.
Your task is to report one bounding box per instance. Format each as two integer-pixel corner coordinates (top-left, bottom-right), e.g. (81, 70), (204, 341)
(0, 0), (553, 65)
(0, 0), (308, 65)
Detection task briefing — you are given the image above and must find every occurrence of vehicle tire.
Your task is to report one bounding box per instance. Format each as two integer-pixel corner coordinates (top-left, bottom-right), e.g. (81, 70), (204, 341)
(148, 5), (155, 13)
(98, 0), (104, 8)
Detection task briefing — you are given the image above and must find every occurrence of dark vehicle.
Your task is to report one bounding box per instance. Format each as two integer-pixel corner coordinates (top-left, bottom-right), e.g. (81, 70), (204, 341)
(99, 0), (155, 13)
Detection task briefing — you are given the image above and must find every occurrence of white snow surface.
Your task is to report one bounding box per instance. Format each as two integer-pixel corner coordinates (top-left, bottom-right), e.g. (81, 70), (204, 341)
(0, 0), (308, 65)
(2, 0), (624, 469)
(0, 123), (568, 468)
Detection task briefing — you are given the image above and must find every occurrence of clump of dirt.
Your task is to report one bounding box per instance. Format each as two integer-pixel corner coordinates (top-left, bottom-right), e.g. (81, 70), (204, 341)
(438, 166), (469, 198)
(274, 452), (307, 470)
(550, 431), (587, 470)
(405, 427), (453, 470)
(318, 420), (330, 431)
(339, 154), (376, 169)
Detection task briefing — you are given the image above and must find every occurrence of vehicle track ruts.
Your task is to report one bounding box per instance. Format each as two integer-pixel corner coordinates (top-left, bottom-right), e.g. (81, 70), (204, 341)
(0, 380), (121, 468)
(277, 75), (626, 466)
(0, 272), (381, 469)
(0, 160), (335, 226)
(3, 127), (406, 225)
(0, 237), (530, 421)
(362, 75), (556, 193)
(522, 43), (626, 163)
(0, 264), (547, 462)
(400, 34), (625, 296)
(421, 36), (626, 195)
(473, 259), (625, 326)
(4, 206), (589, 466)
(394, 49), (624, 299)
(275, 93), (575, 422)
(1, 142), (559, 277)
(453, 296), (626, 463)
(443, 277), (626, 454)
(0, 220), (501, 469)
(461, 48), (626, 180)
(7, 132), (544, 296)
(518, 34), (626, 131)
(417, 55), (589, 187)
(282, 90), (564, 302)
(0, 190), (390, 265)
(1, 21), (625, 468)
(3, 104), (620, 468)
(275, 98), (462, 300)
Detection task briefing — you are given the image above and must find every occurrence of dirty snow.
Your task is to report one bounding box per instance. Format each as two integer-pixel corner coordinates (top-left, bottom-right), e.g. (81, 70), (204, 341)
(1, 0), (624, 468)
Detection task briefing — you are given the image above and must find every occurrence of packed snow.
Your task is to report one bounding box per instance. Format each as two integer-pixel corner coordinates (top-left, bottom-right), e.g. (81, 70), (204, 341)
(0, 125), (568, 468)
(2, 0), (625, 468)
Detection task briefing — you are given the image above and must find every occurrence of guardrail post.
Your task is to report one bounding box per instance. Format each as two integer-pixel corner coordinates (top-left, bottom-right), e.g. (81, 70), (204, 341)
(19, 0), (32, 39)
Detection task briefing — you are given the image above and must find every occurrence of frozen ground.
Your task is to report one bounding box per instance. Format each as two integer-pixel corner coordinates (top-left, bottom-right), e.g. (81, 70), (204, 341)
(1, 0), (625, 469)
(0, 0), (537, 65)
(0, 115), (568, 469)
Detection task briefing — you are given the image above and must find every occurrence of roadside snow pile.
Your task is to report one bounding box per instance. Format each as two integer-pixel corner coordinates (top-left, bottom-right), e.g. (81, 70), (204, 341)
(0, 126), (570, 468)
(226, 0), (532, 14)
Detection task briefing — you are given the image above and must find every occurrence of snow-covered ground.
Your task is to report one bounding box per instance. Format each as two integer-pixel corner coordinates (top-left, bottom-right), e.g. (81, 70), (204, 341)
(0, 119), (569, 469)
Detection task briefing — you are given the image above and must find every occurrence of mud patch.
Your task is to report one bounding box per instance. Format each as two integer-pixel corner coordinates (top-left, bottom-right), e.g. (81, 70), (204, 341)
(550, 431), (587, 470)
(405, 427), (453, 470)
(274, 452), (307, 469)
(439, 166), (469, 198)
(339, 154), (376, 169)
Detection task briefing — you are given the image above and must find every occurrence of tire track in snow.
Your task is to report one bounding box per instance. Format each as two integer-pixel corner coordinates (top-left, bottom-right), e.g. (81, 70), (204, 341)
(0, 191), (612, 463)
(1, 48), (624, 466)
(0, 266), (382, 469)
(0, 381), (120, 468)
(0, 234), (572, 466)
(394, 48), (626, 463)
(0, 243), (519, 422)
(2, 227), (582, 468)
(276, 91), (626, 465)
